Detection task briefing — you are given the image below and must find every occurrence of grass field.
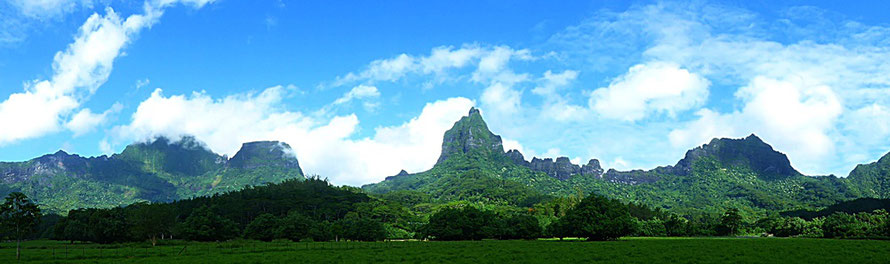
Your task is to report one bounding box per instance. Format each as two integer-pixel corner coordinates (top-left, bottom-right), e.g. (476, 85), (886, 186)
(2, 237), (889, 263)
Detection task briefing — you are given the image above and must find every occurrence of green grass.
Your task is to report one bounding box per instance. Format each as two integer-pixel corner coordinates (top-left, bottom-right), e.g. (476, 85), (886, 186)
(2, 238), (889, 263)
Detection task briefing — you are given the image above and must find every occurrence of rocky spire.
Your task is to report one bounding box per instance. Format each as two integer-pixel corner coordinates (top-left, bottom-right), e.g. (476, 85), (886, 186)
(436, 107), (504, 164)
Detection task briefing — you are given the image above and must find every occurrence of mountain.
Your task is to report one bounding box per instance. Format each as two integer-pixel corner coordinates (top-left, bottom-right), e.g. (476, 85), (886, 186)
(364, 107), (883, 216)
(365, 108), (618, 207)
(846, 151), (890, 198)
(0, 136), (305, 213)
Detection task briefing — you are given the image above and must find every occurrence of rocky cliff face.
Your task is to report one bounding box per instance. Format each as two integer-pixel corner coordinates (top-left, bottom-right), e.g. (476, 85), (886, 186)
(505, 149), (604, 180)
(437, 107), (504, 164)
(0, 136), (306, 213)
(228, 141), (302, 173)
(672, 134), (800, 179)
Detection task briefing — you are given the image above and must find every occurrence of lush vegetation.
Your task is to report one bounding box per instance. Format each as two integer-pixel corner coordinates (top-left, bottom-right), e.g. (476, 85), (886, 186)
(363, 108), (888, 222)
(46, 178), (399, 244)
(0, 137), (304, 214)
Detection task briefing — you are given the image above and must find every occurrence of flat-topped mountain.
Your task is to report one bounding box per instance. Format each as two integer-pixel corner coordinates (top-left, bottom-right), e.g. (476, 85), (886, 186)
(672, 134), (800, 179)
(0, 136), (305, 213)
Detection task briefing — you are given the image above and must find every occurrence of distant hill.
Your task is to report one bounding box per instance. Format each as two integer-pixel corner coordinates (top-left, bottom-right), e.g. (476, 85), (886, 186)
(0, 136), (304, 213)
(364, 107), (888, 216)
(781, 198), (890, 220)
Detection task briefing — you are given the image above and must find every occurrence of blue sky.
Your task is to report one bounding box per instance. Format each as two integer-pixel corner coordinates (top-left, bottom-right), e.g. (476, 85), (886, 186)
(1, 0), (890, 186)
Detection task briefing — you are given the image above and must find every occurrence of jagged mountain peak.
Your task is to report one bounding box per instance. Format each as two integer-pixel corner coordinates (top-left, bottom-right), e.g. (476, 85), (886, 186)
(674, 134), (800, 179)
(468, 107), (481, 116)
(436, 107), (504, 164)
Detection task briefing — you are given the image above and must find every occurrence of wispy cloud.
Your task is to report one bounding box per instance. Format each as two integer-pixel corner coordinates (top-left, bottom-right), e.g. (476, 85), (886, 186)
(0, 0), (214, 144)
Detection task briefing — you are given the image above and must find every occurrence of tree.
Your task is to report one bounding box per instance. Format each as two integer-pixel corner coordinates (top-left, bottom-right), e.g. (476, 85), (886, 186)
(308, 221), (336, 241)
(547, 194), (634, 241)
(501, 214), (542, 239)
(422, 206), (499, 240)
(177, 205), (240, 241)
(88, 208), (131, 243)
(53, 209), (91, 243)
(244, 213), (282, 241)
(718, 208), (743, 236)
(338, 213), (386, 241)
(1, 192), (42, 260)
(280, 211), (313, 241)
(128, 203), (175, 246)
(663, 214), (689, 236)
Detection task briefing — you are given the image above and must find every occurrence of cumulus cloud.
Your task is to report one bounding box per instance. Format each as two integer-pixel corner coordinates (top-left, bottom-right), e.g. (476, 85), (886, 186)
(110, 85), (475, 186)
(589, 62), (710, 122)
(0, 1), (213, 145)
(557, 2), (890, 175)
(65, 103), (123, 137)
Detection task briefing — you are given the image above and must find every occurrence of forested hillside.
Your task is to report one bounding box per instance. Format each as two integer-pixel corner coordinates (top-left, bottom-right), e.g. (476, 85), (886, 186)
(363, 108), (890, 218)
(0, 137), (304, 213)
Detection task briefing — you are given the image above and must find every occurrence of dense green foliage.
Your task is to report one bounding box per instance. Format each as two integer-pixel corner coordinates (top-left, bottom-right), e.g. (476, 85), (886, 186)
(364, 108), (887, 222)
(782, 198), (890, 220)
(0, 137), (305, 214)
(49, 178), (394, 244)
(547, 194), (634, 241)
(0, 192), (42, 259)
(847, 151), (890, 198)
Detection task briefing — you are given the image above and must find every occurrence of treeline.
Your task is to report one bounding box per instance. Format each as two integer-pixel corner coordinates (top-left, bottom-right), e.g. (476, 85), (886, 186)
(4, 178), (890, 246)
(49, 177), (409, 244)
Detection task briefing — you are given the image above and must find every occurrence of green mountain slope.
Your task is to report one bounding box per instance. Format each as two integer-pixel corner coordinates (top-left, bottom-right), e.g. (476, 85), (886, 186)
(846, 151), (890, 198)
(0, 136), (305, 213)
(363, 107), (883, 217)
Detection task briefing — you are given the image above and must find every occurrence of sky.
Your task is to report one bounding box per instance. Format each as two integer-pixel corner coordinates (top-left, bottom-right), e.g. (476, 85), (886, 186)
(2, 0), (890, 186)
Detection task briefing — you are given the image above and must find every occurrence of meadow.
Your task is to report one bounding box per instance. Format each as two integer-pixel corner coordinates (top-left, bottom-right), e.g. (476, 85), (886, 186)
(2, 238), (889, 263)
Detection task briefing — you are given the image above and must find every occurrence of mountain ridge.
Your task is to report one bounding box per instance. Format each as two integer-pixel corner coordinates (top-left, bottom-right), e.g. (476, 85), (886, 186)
(0, 136), (305, 213)
(363, 107), (888, 216)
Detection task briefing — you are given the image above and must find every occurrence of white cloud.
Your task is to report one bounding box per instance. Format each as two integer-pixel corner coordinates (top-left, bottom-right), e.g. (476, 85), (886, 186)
(0, 1), (213, 145)
(533, 70), (578, 96)
(65, 103), (123, 137)
(589, 62), (710, 122)
(332, 84), (380, 107)
(542, 2), (890, 176)
(111, 85), (475, 186)
(331, 44), (534, 89)
(420, 46), (483, 74)
(9, 0), (84, 20)
(502, 138), (526, 155)
(668, 76), (843, 173)
(480, 82), (522, 115)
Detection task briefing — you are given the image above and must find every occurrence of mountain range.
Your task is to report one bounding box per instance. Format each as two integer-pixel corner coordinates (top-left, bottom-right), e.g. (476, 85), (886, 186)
(0, 137), (304, 213)
(363, 107), (890, 216)
(3, 107), (890, 216)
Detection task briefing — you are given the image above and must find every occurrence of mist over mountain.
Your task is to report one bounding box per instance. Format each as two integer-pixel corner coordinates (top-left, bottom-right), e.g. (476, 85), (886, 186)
(0, 136), (304, 213)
